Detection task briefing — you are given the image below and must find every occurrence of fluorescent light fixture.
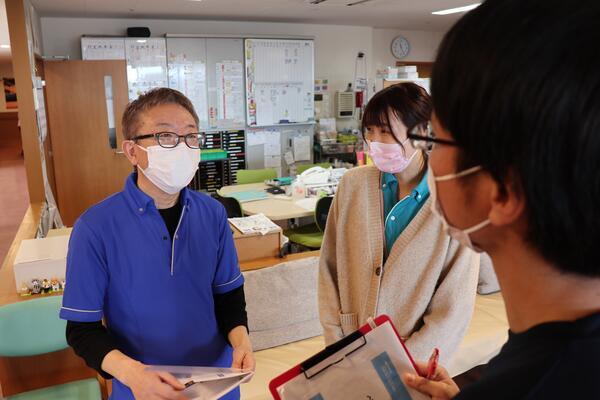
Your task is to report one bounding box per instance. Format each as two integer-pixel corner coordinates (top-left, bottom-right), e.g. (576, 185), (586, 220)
(432, 3), (480, 15)
(136, 39), (147, 43)
(0, 44), (10, 49)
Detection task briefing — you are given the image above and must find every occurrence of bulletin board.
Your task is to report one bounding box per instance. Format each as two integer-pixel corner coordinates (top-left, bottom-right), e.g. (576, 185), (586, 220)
(166, 37), (209, 129)
(124, 38), (168, 101)
(245, 39), (315, 127)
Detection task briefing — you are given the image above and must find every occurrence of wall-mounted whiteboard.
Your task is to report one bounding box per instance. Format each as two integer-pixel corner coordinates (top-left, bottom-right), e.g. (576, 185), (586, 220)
(81, 37), (125, 60)
(166, 38), (209, 129)
(206, 38), (245, 131)
(124, 38), (168, 101)
(245, 39), (314, 127)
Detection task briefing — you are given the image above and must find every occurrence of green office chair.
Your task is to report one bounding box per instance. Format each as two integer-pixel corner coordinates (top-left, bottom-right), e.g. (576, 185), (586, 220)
(296, 162), (332, 174)
(236, 168), (277, 184)
(212, 193), (243, 218)
(0, 296), (102, 400)
(284, 196), (334, 250)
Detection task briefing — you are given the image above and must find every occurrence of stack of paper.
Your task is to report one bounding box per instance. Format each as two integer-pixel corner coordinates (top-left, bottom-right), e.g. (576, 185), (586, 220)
(148, 366), (253, 400)
(229, 213), (281, 235)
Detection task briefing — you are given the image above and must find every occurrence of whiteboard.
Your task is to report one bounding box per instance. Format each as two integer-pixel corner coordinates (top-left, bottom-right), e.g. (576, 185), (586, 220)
(125, 38), (168, 101)
(245, 39), (314, 127)
(166, 38), (209, 129)
(81, 37), (125, 60)
(206, 38), (245, 130)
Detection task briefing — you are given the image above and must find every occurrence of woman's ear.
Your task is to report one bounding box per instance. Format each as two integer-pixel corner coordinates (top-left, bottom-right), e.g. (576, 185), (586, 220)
(488, 170), (526, 228)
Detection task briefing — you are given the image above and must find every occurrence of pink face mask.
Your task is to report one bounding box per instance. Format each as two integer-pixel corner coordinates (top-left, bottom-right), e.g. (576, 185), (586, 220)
(367, 139), (417, 174)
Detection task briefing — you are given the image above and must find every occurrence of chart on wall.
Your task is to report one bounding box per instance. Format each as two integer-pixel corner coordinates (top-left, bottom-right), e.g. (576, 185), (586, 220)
(125, 38), (168, 101)
(81, 37), (126, 60)
(245, 39), (315, 127)
(207, 38), (246, 131)
(166, 38), (209, 129)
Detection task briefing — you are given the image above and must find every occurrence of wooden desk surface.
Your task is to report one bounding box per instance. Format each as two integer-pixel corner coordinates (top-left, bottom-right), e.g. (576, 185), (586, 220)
(0, 203), (99, 398)
(239, 250), (320, 272)
(219, 183), (314, 221)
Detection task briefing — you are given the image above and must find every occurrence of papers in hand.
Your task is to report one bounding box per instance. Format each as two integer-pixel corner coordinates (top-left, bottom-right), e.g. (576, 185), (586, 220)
(229, 213), (281, 235)
(147, 366), (254, 400)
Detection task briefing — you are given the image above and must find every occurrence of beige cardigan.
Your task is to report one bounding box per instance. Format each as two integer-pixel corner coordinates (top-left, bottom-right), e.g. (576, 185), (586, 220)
(319, 165), (480, 363)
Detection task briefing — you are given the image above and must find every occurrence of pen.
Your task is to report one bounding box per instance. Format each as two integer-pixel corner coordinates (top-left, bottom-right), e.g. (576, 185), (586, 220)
(426, 348), (439, 380)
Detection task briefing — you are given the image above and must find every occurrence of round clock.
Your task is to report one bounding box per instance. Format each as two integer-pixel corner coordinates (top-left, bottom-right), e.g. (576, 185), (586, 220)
(391, 36), (410, 59)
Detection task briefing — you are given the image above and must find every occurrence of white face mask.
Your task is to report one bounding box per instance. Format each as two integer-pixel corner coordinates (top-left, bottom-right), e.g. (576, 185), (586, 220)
(136, 144), (200, 195)
(427, 165), (490, 252)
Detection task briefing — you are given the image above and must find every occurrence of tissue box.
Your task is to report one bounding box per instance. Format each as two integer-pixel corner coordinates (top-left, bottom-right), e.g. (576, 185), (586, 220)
(13, 235), (70, 293)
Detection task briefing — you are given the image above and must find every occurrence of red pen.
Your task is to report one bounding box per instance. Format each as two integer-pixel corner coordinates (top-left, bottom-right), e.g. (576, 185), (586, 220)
(426, 348), (439, 379)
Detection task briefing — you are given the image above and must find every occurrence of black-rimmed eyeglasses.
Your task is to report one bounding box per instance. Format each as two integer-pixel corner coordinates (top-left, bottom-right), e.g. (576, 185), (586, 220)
(132, 132), (206, 149)
(407, 122), (458, 150)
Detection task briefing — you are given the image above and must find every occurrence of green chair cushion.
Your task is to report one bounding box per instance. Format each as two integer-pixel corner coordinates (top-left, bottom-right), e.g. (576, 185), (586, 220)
(7, 378), (102, 400)
(0, 296), (67, 356)
(284, 223), (324, 249)
(236, 168), (277, 184)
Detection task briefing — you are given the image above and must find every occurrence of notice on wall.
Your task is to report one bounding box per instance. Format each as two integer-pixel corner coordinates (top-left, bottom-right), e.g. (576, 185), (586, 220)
(215, 60), (244, 127)
(293, 135), (311, 162)
(245, 39), (314, 126)
(168, 53), (208, 129)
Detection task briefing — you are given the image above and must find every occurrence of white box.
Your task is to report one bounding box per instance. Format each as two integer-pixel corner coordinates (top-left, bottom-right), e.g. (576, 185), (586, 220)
(397, 65), (417, 73)
(398, 72), (419, 79)
(13, 235), (70, 292)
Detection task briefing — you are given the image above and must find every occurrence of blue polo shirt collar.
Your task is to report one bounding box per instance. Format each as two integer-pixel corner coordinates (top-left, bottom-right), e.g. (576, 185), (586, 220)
(123, 173), (191, 214)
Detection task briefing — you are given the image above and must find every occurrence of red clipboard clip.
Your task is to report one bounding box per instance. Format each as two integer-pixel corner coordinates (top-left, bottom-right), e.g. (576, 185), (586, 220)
(269, 315), (419, 400)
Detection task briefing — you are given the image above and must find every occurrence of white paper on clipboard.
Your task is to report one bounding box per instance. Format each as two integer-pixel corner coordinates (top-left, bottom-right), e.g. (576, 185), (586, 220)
(147, 365), (253, 400)
(277, 321), (429, 400)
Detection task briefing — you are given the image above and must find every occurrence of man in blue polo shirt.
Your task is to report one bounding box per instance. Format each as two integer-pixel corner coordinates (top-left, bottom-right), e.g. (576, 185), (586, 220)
(60, 88), (254, 400)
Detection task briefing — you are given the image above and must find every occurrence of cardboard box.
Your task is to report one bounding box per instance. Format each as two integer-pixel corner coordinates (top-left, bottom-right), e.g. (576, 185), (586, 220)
(230, 223), (281, 263)
(13, 235), (70, 292)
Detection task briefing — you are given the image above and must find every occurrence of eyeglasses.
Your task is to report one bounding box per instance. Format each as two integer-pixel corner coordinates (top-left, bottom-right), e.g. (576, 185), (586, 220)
(132, 132), (206, 149)
(407, 122), (458, 150)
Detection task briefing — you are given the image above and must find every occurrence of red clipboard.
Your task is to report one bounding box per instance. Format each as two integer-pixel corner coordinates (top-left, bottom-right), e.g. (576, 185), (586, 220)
(269, 314), (419, 400)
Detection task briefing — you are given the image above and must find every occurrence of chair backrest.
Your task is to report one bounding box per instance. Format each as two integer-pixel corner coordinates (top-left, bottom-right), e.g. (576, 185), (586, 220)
(315, 196), (334, 232)
(297, 162), (332, 175)
(0, 296), (67, 357)
(236, 168), (277, 184)
(212, 193), (243, 218)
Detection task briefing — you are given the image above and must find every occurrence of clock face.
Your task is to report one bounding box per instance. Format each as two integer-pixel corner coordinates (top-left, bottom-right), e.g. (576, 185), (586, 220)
(391, 36), (410, 59)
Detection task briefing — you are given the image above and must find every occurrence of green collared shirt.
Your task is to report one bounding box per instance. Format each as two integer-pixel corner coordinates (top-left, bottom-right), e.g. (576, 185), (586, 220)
(382, 170), (430, 255)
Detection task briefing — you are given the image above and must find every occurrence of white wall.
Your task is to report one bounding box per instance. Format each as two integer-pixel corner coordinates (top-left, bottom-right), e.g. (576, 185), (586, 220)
(41, 17), (373, 95)
(372, 29), (445, 69)
(40, 17), (444, 127)
(0, 60), (15, 112)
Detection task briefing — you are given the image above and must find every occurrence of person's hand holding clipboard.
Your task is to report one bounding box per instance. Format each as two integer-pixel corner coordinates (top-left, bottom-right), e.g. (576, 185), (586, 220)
(270, 315), (432, 400)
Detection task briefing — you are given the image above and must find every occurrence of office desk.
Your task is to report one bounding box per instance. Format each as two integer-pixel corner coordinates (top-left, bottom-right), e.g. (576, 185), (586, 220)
(219, 183), (314, 221)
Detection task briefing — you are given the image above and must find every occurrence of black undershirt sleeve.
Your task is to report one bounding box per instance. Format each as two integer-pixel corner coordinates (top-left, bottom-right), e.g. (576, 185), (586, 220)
(214, 285), (249, 343)
(66, 320), (117, 379)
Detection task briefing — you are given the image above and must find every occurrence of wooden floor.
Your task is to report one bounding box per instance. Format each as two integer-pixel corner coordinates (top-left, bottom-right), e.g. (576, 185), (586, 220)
(0, 130), (29, 266)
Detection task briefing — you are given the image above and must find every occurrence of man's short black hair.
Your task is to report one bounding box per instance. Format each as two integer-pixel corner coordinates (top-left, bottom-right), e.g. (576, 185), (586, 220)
(431, 0), (600, 277)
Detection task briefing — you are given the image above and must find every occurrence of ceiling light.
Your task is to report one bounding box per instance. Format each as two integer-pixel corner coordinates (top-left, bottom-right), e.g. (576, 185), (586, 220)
(0, 44), (10, 49)
(432, 3), (480, 15)
(136, 39), (147, 43)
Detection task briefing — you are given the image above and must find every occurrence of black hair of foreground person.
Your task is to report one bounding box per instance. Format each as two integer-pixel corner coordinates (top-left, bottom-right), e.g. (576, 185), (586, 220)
(431, 0), (600, 277)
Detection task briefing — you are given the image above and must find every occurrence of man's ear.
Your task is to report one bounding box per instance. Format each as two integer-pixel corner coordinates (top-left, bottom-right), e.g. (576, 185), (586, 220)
(488, 169), (526, 228)
(122, 140), (138, 166)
